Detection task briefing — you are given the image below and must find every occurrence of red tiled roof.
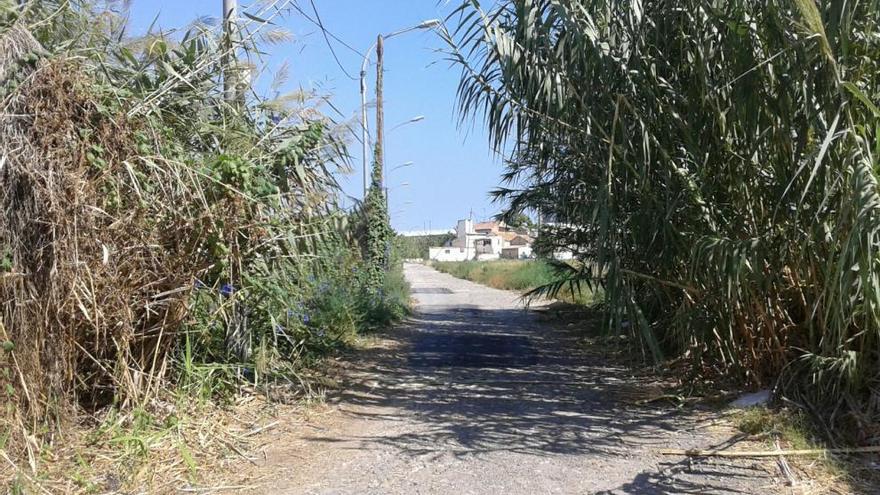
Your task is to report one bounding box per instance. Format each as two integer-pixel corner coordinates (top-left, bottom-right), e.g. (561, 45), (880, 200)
(473, 221), (498, 231)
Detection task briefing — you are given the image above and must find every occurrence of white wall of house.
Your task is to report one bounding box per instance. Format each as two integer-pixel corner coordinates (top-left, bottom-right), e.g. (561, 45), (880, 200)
(467, 234), (502, 254)
(429, 246), (469, 261)
(451, 219), (474, 247)
(428, 240), (503, 261)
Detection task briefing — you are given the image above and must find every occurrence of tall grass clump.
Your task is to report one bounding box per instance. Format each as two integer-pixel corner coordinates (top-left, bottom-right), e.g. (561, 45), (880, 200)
(445, 0), (880, 439)
(0, 0), (408, 483)
(433, 259), (597, 304)
(433, 260), (557, 291)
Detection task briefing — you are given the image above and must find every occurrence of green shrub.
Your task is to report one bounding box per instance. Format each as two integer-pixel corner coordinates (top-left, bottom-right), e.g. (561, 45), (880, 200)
(359, 261), (411, 329)
(181, 237), (411, 389)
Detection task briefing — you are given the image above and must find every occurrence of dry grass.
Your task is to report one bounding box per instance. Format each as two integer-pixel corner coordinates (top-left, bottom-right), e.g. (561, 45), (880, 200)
(0, 22), (41, 81)
(0, 56), (200, 462)
(730, 407), (880, 493)
(0, 20), (273, 479)
(0, 392), (308, 493)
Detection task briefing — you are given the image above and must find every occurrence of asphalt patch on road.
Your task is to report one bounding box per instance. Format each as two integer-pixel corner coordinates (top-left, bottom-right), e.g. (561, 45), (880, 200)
(409, 333), (539, 369)
(412, 287), (455, 294)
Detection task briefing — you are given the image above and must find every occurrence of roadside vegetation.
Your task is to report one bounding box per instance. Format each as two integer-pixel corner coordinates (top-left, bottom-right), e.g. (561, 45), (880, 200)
(443, 0), (880, 447)
(395, 233), (456, 259)
(432, 259), (599, 305)
(0, 1), (407, 491)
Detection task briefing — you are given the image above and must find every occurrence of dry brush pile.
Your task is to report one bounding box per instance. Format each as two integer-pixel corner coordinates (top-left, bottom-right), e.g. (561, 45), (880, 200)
(0, 56), (197, 469)
(0, 1), (378, 484)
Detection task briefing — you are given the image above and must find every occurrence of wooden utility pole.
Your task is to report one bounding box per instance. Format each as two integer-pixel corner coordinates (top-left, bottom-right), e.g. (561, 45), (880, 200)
(374, 35), (385, 188)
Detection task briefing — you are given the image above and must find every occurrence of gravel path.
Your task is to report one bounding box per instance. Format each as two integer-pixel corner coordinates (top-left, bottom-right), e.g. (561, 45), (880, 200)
(262, 263), (788, 494)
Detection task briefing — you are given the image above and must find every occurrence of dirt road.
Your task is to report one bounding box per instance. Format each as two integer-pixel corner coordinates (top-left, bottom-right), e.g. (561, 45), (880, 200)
(259, 263), (787, 494)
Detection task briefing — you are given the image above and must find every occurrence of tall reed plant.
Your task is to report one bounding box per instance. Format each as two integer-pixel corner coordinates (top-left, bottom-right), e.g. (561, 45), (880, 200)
(445, 0), (880, 437)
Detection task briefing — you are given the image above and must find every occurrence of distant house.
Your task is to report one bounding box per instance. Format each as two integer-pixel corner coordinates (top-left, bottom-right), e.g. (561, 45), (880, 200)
(499, 231), (533, 259)
(501, 231), (532, 246)
(428, 219), (534, 261)
(473, 221), (506, 235)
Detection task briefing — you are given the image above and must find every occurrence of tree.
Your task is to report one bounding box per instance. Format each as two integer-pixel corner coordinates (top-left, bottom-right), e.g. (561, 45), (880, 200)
(505, 212), (534, 230)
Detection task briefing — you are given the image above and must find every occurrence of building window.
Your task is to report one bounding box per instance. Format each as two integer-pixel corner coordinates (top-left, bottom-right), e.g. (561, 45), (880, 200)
(445, 249), (450, 254)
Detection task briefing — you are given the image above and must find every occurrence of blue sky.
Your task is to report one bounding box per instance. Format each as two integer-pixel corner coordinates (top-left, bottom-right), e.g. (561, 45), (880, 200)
(127, 0), (504, 232)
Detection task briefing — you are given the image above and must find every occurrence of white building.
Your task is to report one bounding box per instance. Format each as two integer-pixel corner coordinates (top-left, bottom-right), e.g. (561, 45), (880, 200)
(428, 219), (534, 262)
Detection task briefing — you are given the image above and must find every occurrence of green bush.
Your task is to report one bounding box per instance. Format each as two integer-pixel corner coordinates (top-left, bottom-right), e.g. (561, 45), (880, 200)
(360, 261), (411, 329)
(181, 238), (411, 384)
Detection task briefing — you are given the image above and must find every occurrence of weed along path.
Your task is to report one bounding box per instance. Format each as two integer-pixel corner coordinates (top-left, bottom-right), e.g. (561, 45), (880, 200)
(255, 263), (788, 494)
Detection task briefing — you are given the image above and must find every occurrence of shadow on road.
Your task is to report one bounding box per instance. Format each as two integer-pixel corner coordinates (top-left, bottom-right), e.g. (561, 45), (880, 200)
(307, 302), (776, 493)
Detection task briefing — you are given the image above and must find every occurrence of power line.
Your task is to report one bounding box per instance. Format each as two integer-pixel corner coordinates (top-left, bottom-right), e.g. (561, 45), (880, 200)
(288, 1), (363, 81)
(309, 0), (357, 80)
